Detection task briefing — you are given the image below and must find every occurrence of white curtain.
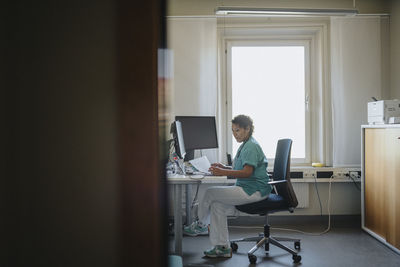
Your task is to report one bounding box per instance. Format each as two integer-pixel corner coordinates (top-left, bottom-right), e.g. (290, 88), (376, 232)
(167, 17), (218, 162)
(330, 16), (386, 166)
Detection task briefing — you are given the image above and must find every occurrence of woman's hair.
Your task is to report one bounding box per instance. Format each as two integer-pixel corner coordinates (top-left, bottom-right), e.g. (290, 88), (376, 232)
(231, 115), (254, 136)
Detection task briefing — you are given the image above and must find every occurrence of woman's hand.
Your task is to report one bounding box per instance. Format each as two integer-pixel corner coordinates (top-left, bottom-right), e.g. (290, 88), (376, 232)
(211, 163), (230, 169)
(209, 166), (226, 176)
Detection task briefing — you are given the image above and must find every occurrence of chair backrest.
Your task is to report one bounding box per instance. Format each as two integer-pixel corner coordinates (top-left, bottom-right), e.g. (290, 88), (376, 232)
(272, 139), (298, 208)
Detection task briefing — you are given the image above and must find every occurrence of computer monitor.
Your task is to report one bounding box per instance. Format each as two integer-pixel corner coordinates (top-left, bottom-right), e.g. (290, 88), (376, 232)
(170, 120), (186, 159)
(175, 116), (218, 160)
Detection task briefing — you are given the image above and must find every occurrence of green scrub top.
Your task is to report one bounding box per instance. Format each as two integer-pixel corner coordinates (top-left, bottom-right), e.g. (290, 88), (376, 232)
(233, 136), (272, 197)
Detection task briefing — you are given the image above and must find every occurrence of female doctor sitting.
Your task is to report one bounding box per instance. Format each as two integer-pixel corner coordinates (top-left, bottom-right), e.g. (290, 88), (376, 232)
(183, 114), (272, 258)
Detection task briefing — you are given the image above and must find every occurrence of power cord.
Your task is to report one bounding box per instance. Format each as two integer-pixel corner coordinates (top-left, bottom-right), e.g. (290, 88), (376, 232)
(269, 171), (360, 235)
(347, 173), (361, 191)
(313, 173), (323, 216)
(271, 174), (334, 235)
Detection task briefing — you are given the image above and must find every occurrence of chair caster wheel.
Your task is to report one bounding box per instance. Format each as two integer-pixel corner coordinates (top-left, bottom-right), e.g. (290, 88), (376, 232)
(293, 254), (301, 263)
(294, 241), (301, 250)
(248, 254), (257, 264)
(230, 242), (238, 252)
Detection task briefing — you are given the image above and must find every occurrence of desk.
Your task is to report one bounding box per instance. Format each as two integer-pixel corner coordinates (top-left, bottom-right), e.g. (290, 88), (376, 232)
(167, 174), (235, 255)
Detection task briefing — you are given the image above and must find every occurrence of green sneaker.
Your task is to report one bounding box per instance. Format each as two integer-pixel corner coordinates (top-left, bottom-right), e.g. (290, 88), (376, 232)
(183, 221), (208, 236)
(204, 245), (232, 258)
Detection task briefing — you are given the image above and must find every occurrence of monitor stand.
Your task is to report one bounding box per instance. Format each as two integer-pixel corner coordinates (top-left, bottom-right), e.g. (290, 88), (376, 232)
(184, 150), (195, 161)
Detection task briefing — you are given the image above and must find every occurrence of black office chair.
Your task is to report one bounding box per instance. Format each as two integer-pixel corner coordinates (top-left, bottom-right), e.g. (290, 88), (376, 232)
(231, 139), (301, 264)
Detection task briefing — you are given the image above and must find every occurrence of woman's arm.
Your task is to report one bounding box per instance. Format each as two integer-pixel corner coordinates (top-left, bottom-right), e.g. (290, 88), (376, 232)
(211, 163), (232, 169)
(209, 164), (253, 178)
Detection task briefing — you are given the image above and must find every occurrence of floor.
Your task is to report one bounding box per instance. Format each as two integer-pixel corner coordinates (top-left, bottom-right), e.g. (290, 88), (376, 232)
(169, 216), (400, 267)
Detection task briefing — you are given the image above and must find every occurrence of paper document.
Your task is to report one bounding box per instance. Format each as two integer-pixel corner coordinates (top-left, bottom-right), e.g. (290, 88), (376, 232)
(189, 156), (211, 174)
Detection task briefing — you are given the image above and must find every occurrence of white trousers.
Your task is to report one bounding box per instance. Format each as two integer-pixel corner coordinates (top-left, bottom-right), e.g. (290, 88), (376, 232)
(198, 186), (268, 247)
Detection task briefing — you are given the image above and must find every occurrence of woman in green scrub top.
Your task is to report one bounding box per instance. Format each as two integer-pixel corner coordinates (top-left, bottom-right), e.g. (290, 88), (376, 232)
(183, 114), (271, 258)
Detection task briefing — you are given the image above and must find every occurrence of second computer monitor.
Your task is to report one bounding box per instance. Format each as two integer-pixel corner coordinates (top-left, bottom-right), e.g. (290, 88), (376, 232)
(175, 116), (218, 160)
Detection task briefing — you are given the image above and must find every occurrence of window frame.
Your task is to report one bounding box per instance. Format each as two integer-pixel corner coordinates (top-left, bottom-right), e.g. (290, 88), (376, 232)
(226, 39), (311, 164)
(217, 18), (331, 167)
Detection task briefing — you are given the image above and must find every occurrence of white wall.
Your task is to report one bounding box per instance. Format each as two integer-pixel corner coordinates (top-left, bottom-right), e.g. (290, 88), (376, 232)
(168, 18), (218, 117)
(167, 18), (219, 162)
(391, 0), (400, 99)
(330, 16), (389, 167)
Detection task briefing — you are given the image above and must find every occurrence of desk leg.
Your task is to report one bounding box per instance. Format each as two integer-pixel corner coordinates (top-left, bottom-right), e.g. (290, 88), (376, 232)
(185, 184), (192, 226)
(173, 184), (183, 255)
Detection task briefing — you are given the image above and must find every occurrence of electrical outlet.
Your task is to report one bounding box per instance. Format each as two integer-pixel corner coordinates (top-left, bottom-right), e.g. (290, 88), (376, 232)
(303, 170), (315, 178)
(333, 170), (349, 178)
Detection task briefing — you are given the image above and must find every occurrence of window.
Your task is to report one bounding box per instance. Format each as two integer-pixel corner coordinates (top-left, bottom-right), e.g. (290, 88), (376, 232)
(219, 19), (331, 166)
(228, 41), (310, 162)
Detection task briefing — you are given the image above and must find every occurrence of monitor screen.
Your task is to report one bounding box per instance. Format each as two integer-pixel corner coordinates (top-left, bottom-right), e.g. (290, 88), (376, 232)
(175, 116), (218, 150)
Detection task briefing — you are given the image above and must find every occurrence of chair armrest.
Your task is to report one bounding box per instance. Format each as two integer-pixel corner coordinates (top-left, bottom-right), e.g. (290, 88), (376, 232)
(268, 180), (287, 185)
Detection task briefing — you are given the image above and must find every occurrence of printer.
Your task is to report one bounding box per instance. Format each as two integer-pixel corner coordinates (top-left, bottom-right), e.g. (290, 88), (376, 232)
(368, 99), (400, 124)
